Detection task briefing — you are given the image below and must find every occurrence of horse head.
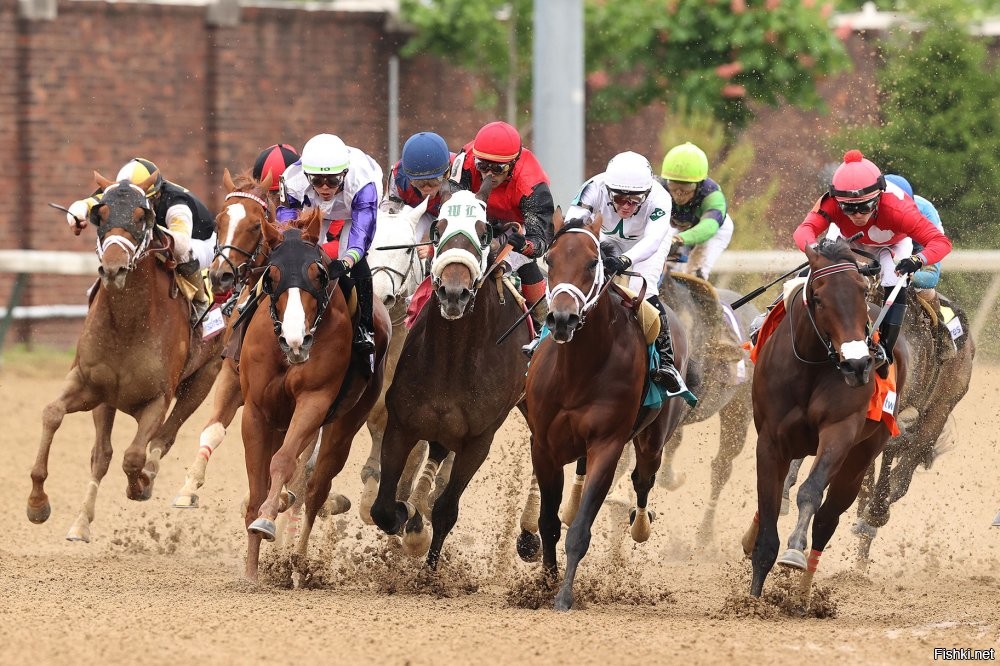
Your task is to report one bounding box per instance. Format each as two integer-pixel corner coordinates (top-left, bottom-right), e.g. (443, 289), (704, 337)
(91, 170), (158, 289)
(211, 168), (273, 294)
(804, 239), (877, 386)
(544, 209), (605, 343)
(260, 208), (332, 364)
(369, 196), (428, 311)
(428, 189), (491, 320)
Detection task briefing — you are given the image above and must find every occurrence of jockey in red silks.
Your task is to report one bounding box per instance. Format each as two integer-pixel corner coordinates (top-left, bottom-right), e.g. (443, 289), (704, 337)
(380, 131), (456, 264)
(793, 149), (952, 375)
(450, 121), (555, 349)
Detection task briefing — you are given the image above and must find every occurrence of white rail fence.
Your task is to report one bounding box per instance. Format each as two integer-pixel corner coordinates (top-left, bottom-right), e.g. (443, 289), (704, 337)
(2, 249), (999, 339)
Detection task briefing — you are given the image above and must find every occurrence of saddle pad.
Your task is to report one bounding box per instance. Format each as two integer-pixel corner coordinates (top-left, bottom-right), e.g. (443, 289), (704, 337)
(613, 282), (660, 345)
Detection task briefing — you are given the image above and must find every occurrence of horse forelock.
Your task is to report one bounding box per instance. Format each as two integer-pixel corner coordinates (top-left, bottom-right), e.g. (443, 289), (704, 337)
(815, 238), (858, 267)
(551, 218), (589, 246)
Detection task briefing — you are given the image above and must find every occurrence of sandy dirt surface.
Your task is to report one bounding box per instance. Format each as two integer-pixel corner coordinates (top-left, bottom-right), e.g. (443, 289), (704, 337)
(1, 353), (997, 665)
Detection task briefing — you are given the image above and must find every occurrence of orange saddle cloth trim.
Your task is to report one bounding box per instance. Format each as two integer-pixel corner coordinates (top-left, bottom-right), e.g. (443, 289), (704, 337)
(748, 300), (899, 437)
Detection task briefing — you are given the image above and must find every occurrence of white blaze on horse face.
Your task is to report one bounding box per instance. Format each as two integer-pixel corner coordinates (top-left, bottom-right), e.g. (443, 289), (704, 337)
(840, 339), (869, 361)
(222, 203), (247, 261)
(280, 287), (308, 352)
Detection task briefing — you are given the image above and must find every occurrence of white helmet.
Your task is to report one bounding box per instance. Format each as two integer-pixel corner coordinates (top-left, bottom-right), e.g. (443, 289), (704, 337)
(300, 134), (350, 175)
(605, 151), (653, 193)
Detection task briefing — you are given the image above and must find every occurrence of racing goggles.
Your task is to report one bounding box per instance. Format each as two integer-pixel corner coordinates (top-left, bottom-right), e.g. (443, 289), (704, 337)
(308, 173), (346, 189)
(474, 158), (512, 175)
(838, 196), (879, 215)
(608, 188), (649, 208)
(411, 175), (446, 189)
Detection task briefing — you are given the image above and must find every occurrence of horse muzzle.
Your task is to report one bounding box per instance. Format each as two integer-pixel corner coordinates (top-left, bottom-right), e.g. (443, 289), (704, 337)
(435, 283), (472, 320)
(98, 264), (129, 290)
(839, 357), (873, 387)
(278, 333), (313, 364)
(547, 309), (580, 344)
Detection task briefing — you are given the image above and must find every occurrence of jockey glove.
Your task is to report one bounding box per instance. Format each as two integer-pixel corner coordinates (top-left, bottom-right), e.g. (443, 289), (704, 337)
(894, 255), (924, 275)
(328, 259), (351, 279)
(508, 231), (535, 257)
(603, 254), (632, 275)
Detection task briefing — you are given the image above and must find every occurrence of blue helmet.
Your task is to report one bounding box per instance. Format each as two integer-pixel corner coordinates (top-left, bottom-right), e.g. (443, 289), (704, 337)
(884, 174), (913, 198)
(401, 132), (450, 179)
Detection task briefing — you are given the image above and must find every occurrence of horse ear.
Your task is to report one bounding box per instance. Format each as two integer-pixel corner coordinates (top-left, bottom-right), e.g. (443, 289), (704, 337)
(476, 174), (496, 202)
(553, 206), (564, 233)
(303, 208), (321, 244)
(262, 219), (282, 249)
(588, 213), (603, 238)
(94, 171), (113, 190)
(223, 168), (236, 192)
(259, 171), (273, 193)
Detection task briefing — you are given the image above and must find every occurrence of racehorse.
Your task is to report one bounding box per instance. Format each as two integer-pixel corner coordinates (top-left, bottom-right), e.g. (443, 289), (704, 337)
(742, 238), (905, 602)
(240, 209), (390, 581)
(852, 290), (975, 565)
(357, 198), (449, 524)
(369, 187), (532, 568)
(28, 171), (223, 541)
(522, 212), (691, 611)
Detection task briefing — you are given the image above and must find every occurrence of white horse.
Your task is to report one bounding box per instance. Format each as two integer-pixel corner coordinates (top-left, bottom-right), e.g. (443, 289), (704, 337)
(360, 197), (452, 524)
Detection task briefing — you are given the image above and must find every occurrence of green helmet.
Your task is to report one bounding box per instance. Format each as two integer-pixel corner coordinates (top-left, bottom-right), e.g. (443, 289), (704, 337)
(660, 142), (709, 183)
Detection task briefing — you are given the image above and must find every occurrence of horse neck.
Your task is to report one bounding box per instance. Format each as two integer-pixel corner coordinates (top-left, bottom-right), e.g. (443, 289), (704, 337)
(96, 256), (171, 331)
(550, 291), (622, 370)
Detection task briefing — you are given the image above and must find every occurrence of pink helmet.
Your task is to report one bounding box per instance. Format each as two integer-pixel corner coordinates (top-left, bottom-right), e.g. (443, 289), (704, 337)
(829, 149), (885, 202)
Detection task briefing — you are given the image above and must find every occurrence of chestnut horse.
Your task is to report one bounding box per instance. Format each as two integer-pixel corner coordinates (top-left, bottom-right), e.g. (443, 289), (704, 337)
(369, 188), (531, 568)
(240, 209), (390, 581)
(742, 239), (906, 603)
(521, 213), (691, 611)
(28, 172), (223, 541)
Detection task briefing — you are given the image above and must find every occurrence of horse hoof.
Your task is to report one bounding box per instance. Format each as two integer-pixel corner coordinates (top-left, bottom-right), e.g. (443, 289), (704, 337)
(402, 520), (432, 558)
(629, 508), (652, 543)
(172, 493), (199, 509)
(248, 518), (277, 542)
(26, 502), (51, 524)
(516, 529), (541, 562)
(66, 518), (91, 543)
(553, 590), (574, 612)
(992, 510), (1000, 527)
(325, 493), (351, 517)
(852, 519), (877, 539)
(778, 548), (807, 570)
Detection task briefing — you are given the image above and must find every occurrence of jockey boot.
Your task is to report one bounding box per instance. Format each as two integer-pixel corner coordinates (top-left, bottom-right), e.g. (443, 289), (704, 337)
(876, 292), (907, 379)
(176, 258), (210, 327)
(651, 313), (697, 407)
(353, 274), (376, 356)
(521, 298), (548, 357)
(923, 291), (958, 360)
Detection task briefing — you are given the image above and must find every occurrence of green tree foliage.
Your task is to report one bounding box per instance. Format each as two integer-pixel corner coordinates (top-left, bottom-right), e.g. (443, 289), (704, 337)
(836, 8), (1000, 246)
(400, 0), (850, 131)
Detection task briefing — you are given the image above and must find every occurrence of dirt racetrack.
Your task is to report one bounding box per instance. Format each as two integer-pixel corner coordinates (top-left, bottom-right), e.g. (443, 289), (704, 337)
(1, 352), (997, 665)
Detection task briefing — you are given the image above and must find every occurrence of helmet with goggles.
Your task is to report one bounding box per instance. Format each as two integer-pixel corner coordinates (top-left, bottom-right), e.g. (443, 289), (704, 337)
(830, 149), (885, 203)
(605, 151), (653, 194)
(116, 158), (163, 196)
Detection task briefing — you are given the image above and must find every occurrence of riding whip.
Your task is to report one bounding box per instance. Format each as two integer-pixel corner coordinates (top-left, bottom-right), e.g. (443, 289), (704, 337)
(496, 296), (545, 346)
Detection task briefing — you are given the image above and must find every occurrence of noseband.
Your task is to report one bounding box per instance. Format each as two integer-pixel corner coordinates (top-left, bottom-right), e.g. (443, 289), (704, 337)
(545, 227), (606, 327)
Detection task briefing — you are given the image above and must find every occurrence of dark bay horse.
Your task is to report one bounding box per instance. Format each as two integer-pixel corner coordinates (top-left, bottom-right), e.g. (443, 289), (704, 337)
(523, 212), (691, 611)
(852, 290), (975, 565)
(240, 209), (390, 581)
(369, 188), (531, 568)
(28, 172), (223, 541)
(743, 239), (905, 603)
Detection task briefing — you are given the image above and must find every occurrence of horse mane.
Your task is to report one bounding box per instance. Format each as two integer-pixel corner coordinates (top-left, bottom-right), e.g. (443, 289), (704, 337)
(551, 218), (589, 244)
(229, 170), (261, 191)
(816, 237), (859, 265)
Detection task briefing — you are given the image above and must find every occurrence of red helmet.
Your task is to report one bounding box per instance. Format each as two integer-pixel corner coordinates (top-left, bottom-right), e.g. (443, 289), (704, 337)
(472, 121), (521, 163)
(253, 143), (300, 191)
(829, 149), (885, 202)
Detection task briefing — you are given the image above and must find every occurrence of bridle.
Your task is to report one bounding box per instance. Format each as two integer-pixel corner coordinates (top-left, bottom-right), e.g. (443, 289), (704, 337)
(545, 226), (608, 329)
(214, 190), (271, 285)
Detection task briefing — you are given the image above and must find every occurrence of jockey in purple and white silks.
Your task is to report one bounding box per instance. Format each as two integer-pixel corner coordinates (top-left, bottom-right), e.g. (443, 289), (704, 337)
(277, 133), (384, 355)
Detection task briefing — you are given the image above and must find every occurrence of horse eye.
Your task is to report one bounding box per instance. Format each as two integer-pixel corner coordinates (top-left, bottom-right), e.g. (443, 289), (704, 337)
(587, 259), (598, 271)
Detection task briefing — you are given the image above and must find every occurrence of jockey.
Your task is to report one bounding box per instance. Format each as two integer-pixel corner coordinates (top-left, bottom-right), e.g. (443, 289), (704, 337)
(449, 121), (554, 348)
(380, 131), (456, 263)
(65, 157), (217, 321)
(563, 151), (692, 399)
(793, 150), (952, 375)
(884, 173), (957, 359)
(277, 133), (384, 355)
(658, 142), (734, 280)
(252, 143), (299, 208)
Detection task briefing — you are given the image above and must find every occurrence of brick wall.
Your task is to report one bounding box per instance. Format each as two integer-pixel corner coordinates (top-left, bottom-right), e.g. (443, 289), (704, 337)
(0, 0), (879, 348)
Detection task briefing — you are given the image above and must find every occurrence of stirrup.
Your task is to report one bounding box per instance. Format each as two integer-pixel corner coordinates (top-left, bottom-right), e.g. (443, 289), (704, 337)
(521, 335), (541, 358)
(353, 327), (375, 354)
(650, 365), (698, 408)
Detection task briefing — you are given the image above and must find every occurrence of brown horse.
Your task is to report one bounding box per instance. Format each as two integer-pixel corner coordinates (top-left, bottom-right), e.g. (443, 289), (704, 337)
(743, 238), (905, 602)
(240, 209), (390, 581)
(28, 171), (223, 541)
(521, 212), (691, 611)
(369, 188), (531, 568)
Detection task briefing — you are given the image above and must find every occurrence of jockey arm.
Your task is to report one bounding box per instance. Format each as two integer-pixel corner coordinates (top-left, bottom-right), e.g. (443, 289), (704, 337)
(343, 181), (379, 266)
(675, 190), (726, 245)
(624, 210), (672, 266)
(793, 196), (832, 251)
(517, 183), (555, 257)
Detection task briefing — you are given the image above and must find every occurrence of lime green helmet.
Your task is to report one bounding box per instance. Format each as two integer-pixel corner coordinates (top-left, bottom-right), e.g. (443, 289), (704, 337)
(660, 142), (709, 183)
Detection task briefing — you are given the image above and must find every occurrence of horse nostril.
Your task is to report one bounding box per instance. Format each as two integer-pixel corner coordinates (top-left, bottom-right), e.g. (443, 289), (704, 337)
(567, 314), (580, 329)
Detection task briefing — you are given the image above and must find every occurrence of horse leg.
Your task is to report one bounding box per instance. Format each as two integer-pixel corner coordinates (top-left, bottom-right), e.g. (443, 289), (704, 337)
(66, 404), (116, 542)
(697, 396), (752, 546)
(145, 356), (223, 497)
(122, 398), (171, 501)
(862, 447), (895, 529)
(516, 473), (542, 562)
(369, 420), (418, 538)
(277, 429), (321, 550)
(852, 461), (878, 570)
(629, 432), (665, 543)
(409, 440), (448, 519)
(554, 444), (621, 611)
(28, 368), (101, 524)
(173, 361), (243, 508)
(429, 449), (455, 508)
(533, 456), (564, 577)
(423, 435), (493, 570)
(241, 404), (274, 583)
(657, 427), (686, 491)
(559, 456), (586, 527)
(359, 398), (388, 525)
(780, 458), (804, 516)
(750, 441), (787, 597)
